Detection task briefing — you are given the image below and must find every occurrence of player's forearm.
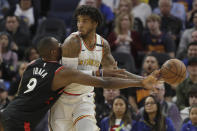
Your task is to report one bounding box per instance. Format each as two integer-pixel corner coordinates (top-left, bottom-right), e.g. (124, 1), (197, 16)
(100, 77), (143, 89)
(123, 71), (144, 80)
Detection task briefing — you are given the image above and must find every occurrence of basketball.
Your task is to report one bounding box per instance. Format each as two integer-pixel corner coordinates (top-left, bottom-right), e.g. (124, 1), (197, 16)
(160, 59), (186, 86)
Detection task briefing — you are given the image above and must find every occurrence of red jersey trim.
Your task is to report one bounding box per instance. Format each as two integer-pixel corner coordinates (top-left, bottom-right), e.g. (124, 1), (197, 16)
(83, 34), (96, 51)
(24, 122), (31, 131)
(63, 91), (81, 96)
(55, 66), (64, 75)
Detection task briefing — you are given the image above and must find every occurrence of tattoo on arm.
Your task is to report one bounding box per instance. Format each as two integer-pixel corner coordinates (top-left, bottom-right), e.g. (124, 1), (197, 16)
(101, 39), (116, 69)
(62, 35), (81, 57)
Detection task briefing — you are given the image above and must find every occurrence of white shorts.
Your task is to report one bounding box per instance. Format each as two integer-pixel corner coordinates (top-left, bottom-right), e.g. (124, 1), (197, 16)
(49, 92), (98, 131)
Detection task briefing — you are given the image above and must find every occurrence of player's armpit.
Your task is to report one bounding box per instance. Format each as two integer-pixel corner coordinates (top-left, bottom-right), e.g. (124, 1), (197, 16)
(61, 34), (81, 57)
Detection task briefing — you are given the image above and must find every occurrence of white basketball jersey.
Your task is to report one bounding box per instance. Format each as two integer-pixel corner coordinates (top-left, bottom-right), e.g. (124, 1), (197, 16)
(63, 32), (103, 94)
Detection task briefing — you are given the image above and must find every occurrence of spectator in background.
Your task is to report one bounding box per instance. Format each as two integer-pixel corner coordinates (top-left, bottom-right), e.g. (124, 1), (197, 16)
(153, 0), (186, 27)
(25, 46), (39, 62)
(176, 57), (197, 110)
(192, 30), (197, 42)
(102, 0), (120, 12)
(8, 61), (28, 100)
(2, 15), (30, 60)
(108, 13), (133, 54)
(138, 54), (159, 104)
(0, 0), (9, 19)
(8, 0), (39, 36)
(180, 87), (197, 123)
(186, 0), (197, 28)
(0, 32), (18, 81)
(100, 95), (133, 131)
(178, 31), (197, 60)
(128, 54), (159, 112)
(173, 0), (193, 11)
(131, 0), (152, 27)
(142, 14), (175, 58)
(182, 42), (197, 66)
(108, 12), (144, 65)
(177, 11), (197, 57)
(181, 105), (197, 131)
(0, 82), (9, 112)
(115, 0), (132, 15)
(96, 89), (120, 125)
(150, 82), (182, 131)
(157, 0), (182, 46)
(132, 95), (175, 131)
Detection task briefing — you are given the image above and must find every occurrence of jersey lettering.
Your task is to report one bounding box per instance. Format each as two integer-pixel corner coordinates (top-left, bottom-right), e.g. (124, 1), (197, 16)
(24, 78), (37, 93)
(33, 67), (48, 78)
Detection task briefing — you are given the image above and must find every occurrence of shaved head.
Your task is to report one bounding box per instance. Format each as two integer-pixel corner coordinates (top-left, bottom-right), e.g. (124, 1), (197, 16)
(37, 37), (58, 58)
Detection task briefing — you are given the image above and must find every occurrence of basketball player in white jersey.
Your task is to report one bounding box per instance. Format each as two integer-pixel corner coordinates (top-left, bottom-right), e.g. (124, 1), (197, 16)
(49, 5), (151, 131)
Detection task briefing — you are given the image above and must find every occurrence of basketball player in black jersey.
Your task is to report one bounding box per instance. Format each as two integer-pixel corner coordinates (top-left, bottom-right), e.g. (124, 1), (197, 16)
(1, 37), (157, 131)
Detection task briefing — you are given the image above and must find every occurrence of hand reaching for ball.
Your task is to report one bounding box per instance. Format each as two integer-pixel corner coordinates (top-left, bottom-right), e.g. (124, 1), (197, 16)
(142, 75), (158, 90)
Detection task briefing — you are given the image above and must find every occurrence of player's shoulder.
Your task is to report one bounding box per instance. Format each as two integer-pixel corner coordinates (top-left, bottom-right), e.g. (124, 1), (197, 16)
(63, 32), (81, 46)
(97, 34), (108, 46)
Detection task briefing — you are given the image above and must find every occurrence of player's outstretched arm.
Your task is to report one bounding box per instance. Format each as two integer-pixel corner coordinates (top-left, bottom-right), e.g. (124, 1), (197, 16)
(52, 66), (157, 91)
(52, 66), (149, 91)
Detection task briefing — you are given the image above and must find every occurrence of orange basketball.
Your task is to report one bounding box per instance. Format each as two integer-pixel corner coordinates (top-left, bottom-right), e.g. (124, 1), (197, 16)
(160, 59), (186, 86)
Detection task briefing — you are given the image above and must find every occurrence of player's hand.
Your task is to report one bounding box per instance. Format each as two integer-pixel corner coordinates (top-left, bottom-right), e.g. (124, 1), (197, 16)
(151, 69), (163, 81)
(142, 75), (157, 90)
(103, 69), (128, 78)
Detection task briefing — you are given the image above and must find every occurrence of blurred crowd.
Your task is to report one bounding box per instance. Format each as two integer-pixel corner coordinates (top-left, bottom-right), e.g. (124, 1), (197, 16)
(0, 0), (197, 131)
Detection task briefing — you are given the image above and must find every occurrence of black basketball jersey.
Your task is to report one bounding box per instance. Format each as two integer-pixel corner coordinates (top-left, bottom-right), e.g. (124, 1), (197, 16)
(2, 58), (64, 129)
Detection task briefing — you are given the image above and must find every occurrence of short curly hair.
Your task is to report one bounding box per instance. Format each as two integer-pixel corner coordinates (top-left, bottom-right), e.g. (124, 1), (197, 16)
(74, 5), (103, 27)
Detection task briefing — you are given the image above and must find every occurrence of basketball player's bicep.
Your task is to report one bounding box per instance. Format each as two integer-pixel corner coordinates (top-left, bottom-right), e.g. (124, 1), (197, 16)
(101, 40), (116, 69)
(62, 36), (81, 57)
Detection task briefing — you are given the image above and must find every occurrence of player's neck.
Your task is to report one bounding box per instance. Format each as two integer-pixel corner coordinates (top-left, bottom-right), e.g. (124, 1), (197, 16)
(42, 58), (58, 63)
(83, 32), (96, 48)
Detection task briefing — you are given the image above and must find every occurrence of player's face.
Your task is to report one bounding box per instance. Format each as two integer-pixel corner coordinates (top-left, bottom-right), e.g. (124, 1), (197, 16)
(190, 107), (197, 125)
(77, 15), (97, 37)
(113, 98), (126, 117)
(51, 38), (62, 61)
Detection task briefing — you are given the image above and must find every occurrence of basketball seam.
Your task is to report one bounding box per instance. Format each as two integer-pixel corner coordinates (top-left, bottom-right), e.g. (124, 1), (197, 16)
(173, 61), (182, 84)
(162, 64), (185, 78)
